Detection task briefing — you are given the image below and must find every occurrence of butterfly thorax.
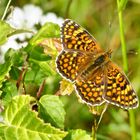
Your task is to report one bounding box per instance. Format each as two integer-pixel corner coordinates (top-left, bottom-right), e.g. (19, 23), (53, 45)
(79, 49), (112, 81)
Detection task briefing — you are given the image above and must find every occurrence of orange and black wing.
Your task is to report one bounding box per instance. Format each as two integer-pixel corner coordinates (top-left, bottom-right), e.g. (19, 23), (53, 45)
(56, 19), (103, 81)
(75, 68), (105, 106)
(56, 50), (91, 81)
(103, 62), (139, 109)
(61, 19), (103, 53)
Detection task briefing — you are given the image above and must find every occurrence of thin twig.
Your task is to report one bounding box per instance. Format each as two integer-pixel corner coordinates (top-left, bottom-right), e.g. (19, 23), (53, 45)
(36, 79), (46, 99)
(97, 103), (108, 127)
(91, 104), (108, 140)
(16, 66), (26, 89)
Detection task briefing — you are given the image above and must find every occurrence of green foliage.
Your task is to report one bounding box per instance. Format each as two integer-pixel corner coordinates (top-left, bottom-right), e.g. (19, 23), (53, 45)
(39, 95), (66, 129)
(0, 59), (12, 85)
(0, 18), (93, 139)
(0, 19), (68, 139)
(0, 95), (67, 140)
(30, 22), (60, 46)
(0, 20), (15, 45)
(64, 129), (92, 140)
(0, 20), (33, 45)
(0, 1), (140, 140)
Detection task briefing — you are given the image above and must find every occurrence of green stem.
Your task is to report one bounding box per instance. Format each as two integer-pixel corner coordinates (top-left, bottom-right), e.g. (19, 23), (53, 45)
(129, 110), (136, 140)
(117, 0), (128, 72)
(1, 0), (12, 20)
(117, 0), (136, 140)
(92, 119), (97, 140)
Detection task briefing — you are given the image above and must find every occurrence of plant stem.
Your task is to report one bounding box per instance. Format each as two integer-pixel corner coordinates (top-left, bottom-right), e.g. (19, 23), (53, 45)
(92, 119), (97, 140)
(117, 0), (136, 140)
(129, 110), (136, 140)
(117, 0), (128, 72)
(1, 0), (12, 20)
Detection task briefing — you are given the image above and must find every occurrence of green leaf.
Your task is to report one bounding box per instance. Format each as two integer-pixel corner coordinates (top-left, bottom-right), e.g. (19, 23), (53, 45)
(0, 81), (17, 106)
(0, 20), (15, 45)
(39, 95), (65, 129)
(30, 22), (60, 46)
(38, 61), (56, 76)
(0, 59), (12, 86)
(0, 20), (33, 46)
(25, 45), (52, 62)
(24, 63), (45, 84)
(43, 75), (61, 95)
(0, 95), (67, 140)
(64, 129), (92, 140)
(29, 58), (56, 76)
(4, 48), (27, 68)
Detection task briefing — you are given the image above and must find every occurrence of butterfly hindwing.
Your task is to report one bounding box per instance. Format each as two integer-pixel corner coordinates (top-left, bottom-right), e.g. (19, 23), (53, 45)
(75, 68), (105, 106)
(103, 62), (139, 109)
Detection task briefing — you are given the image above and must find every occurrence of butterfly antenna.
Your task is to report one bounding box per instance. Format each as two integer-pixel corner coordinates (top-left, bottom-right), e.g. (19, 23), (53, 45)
(106, 9), (118, 52)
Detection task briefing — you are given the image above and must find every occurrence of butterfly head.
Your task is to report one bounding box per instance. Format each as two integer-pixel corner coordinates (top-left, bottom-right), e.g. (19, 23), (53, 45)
(106, 49), (112, 58)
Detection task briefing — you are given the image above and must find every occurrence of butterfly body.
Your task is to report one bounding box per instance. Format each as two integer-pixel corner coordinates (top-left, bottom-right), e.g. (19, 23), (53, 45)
(77, 51), (110, 81)
(56, 19), (139, 109)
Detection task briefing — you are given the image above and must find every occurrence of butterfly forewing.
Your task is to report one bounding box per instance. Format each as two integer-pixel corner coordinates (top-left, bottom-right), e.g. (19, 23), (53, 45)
(103, 62), (139, 109)
(61, 19), (103, 53)
(56, 50), (92, 81)
(56, 19), (103, 82)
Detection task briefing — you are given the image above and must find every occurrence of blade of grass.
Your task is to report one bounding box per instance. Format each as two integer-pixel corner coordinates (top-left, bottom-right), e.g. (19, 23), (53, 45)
(117, 0), (137, 140)
(117, 0), (128, 72)
(129, 110), (136, 140)
(1, 0), (12, 20)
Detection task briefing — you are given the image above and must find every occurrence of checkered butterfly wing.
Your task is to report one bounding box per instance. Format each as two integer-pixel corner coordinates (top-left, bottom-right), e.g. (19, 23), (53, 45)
(61, 19), (103, 53)
(56, 19), (103, 81)
(75, 68), (105, 106)
(56, 50), (92, 81)
(104, 62), (139, 109)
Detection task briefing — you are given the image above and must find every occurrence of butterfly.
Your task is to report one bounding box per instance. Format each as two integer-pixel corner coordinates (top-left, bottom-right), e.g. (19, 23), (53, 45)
(56, 19), (139, 109)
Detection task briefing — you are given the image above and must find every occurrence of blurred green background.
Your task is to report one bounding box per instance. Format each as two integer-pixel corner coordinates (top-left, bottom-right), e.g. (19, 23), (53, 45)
(0, 0), (140, 140)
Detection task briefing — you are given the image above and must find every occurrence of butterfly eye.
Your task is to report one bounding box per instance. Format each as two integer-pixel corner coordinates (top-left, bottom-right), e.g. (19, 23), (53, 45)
(106, 49), (112, 58)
